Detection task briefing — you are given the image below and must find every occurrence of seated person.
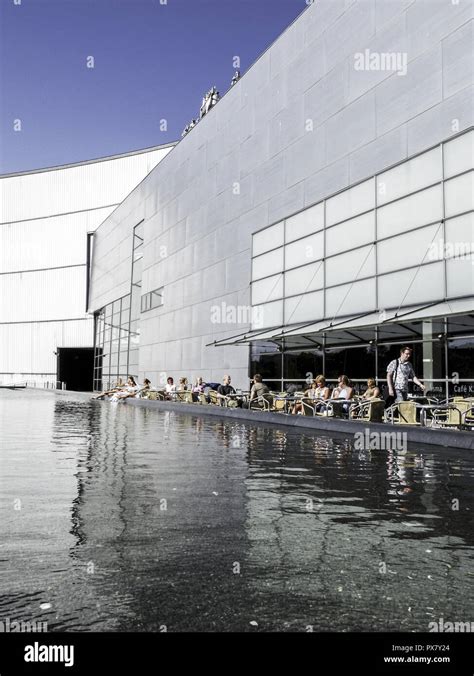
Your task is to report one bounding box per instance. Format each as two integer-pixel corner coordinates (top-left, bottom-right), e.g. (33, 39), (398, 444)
(314, 375), (330, 401)
(331, 375), (342, 399)
(92, 377), (125, 400)
(361, 378), (380, 400)
(165, 377), (176, 399)
(248, 374), (270, 408)
(292, 375), (330, 414)
(217, 374), (237, 405)
(333, 375), (353, 400)
(111, 376), (140, 401)
(192, 377), (205, 402)
(291, 379), (316, 414)
(137, 378), (152, 398)
(177, 377), (189, 392)
(330, 374), (354, 417)
(193, 377), (205, 394)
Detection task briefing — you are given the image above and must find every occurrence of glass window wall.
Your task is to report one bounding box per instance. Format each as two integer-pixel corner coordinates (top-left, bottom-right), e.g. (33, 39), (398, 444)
(93, 222), (144, 390)
(251, 130), (472, 337)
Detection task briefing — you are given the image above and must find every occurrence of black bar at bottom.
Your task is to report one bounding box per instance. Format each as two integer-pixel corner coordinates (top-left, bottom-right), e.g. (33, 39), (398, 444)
(0, 632), (471, 674)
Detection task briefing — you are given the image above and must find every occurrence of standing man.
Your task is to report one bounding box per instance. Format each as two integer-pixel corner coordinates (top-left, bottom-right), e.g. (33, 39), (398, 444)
(387, 346), (425, 403)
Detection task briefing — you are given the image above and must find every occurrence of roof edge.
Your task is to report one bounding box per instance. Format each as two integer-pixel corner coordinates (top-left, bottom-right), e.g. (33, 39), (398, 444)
(0, 140), (178, 179)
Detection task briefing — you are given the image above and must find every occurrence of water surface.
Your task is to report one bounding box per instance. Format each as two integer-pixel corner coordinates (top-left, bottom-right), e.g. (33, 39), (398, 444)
(1, 389), (473, 632)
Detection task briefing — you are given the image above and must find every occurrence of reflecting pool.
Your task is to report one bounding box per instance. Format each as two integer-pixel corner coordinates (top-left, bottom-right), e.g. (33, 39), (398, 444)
(1, 390), (473, 632)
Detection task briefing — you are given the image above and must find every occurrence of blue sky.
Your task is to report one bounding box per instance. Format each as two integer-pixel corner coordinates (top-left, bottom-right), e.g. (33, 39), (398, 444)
(0, 0), (306, 173)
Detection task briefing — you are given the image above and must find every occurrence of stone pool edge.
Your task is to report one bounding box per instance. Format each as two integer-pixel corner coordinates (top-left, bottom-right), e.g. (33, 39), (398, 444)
(118, 397), (474, 451)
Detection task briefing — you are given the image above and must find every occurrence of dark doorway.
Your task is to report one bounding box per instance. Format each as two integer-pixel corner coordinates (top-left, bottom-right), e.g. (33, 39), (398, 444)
(57, 348), (94, 391)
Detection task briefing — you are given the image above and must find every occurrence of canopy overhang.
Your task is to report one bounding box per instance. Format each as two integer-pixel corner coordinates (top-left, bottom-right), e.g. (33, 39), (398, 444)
(206, 296), (474, 348)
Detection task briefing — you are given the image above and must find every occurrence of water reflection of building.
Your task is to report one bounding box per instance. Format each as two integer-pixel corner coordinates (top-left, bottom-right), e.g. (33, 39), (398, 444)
(242, 426), (474, 630)
(67, 403), (251, 630)
(49, 398), (137, 629)
(40, 399), (474, 631)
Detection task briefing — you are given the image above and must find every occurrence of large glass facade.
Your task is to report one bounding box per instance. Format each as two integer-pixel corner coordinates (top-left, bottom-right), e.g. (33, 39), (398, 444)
(93, 222), (143, 391)
(250, 129), (473, 332)
(128, 222), (143, 379)
(248, 129), (473, 397)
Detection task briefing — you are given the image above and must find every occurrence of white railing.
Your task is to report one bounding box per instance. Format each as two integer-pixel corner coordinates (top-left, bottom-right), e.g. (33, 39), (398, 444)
(17, 381), (66, 389)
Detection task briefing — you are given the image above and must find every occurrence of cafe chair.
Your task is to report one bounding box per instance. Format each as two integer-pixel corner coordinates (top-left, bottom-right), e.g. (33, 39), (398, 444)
(176, 391), (193, 403)
(249, 393), (274, 411)
(430, 401), (470, 429)
(350, 398), (385, 423)
(209, 390), (221, 405)
(386, 401), (419, 425)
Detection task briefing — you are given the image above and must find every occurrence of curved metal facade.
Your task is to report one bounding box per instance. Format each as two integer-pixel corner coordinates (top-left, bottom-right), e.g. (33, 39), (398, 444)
(0, 144), (174, 385)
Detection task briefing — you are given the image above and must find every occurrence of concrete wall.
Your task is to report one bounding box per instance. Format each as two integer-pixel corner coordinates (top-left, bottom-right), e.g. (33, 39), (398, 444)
(0, 144), (174, 384)
(89, 0), (474, 389)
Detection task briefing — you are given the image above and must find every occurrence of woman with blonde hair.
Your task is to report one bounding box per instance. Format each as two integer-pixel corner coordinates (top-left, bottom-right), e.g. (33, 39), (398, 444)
(361, 378), (380, 400)
(177, 377), (189, 391)
(292, 375), (330, 415)
(314, 375), (330, 401)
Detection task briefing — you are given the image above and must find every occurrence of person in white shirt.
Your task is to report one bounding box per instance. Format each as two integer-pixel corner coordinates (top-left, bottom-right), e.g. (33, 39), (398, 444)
(111, 377), (139, 401)
(165, 377), (176, 399)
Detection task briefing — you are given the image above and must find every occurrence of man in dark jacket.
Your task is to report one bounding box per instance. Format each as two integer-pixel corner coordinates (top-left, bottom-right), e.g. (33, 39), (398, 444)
(217, 375), (237, 405)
